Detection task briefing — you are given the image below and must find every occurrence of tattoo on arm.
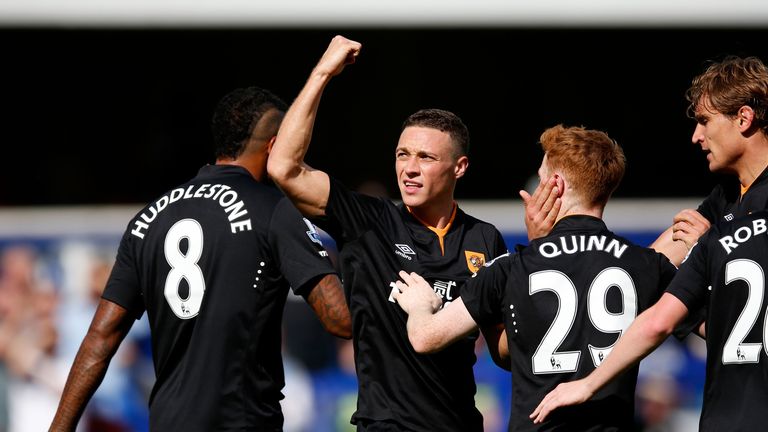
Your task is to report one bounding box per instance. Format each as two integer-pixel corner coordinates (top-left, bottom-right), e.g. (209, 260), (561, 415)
(305, 274), (352, 339)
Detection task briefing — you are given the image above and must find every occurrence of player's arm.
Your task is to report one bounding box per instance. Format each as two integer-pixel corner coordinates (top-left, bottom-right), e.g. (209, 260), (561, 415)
(392, 271), (479, 353)
(696, 320), (706, 338)
(650, 209), (710, 266)
(267, 36), (362, 218)
(529, 293), (689, 424)
(480, 325), (511, 371)
(302, 273), (352, 339)
(49, 299), (134, 432)
(519, 175), (563, 241)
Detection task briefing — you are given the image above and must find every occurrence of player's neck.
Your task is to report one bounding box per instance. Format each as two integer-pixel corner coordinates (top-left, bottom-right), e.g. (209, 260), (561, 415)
(736, 138), (768, 188)
(216, 155), (266, 182)
(408, 201), (457, 230)
(556, 200), (604, 223)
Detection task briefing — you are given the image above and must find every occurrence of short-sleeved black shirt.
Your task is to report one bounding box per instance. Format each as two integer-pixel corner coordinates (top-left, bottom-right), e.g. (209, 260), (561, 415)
(316, 177), (507, 431)
(697, 167), (768, 227)
(666, 210), (768, 432)
(462, 216), (677, 432)
(103, 165), (336, 432)
(677, 166), (768, 337)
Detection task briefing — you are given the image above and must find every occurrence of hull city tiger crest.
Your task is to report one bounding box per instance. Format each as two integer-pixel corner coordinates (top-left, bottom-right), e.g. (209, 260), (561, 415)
(464, 250), (486, 273)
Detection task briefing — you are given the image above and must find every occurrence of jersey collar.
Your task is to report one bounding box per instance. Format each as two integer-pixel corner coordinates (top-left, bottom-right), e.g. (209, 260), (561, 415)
(549, 215), (608, 236)
(404, 203), (458, 256)
(196, 164), (253, 179)
(741, 163), (768, 198)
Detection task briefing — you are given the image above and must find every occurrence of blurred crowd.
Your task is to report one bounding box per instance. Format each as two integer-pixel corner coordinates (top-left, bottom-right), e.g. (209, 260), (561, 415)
(0, 240), (153, 432)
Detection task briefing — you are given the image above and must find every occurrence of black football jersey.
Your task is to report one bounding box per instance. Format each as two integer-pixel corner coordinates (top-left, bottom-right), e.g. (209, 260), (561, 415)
(315, 177), (507, 431)
(676, 167), (768, 338)
(697, 167), (768, 227)
(666, 210), (768, 432)
(462, 216), (677, 432)
(102, 165), (336, 432)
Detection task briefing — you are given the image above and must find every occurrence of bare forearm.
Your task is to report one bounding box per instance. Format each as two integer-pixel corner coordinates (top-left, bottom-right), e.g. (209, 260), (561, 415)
(268, 36), (360, 217)
(406, 309), (442, 353)
(305, 273), (352, 339)
(650, 226), (688, 266)
(49, 333), (115, 431)
(531, 295), (687, 423)
(406, 307), (475, 353)
(275, 72), (332, 170)
(50, 300), (132, 432)
(268, 71), (333, 217)
(393, 272), (479, 353)
(482, 325), (511, 371)
(582, 309), (671, 395)
(272, 34), (361, 178)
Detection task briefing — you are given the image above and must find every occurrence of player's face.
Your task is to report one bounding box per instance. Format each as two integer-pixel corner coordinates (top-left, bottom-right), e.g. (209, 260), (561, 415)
(537, 155), (551, 183)
(395, 126), (466, 209)
(691, 98), (746, 174)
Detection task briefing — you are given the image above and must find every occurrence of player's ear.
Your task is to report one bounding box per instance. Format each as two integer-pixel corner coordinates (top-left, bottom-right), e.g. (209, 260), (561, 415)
(266, 136), (277, 154)
(738, 105), (754, 132)
(554, 172), (567, 197)
(455, 155), (468, 179)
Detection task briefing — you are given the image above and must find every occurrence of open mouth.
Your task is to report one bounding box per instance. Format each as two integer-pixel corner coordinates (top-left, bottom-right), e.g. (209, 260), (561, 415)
(403, 181), (422, 192)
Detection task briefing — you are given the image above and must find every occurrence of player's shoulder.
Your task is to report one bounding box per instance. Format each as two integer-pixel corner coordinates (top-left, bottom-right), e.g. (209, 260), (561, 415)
(330, 175), (396, 212)
(483, 250), (515, 269)
(456, 206), (502, 234)
(710, 176), (741, 204)
(612, 231), (675, 270)
(704, 210), (768, 251)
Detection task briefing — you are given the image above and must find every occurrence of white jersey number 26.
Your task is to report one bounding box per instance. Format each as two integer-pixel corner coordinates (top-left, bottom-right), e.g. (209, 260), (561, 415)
(722, 259), (768, 364)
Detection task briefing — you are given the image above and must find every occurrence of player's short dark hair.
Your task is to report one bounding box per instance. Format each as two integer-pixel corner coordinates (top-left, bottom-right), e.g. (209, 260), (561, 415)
(687, 55), (768, 135)
(540, 124), (625, 207)
(211, 86), (288, 159)
(401, 109), (470, 158)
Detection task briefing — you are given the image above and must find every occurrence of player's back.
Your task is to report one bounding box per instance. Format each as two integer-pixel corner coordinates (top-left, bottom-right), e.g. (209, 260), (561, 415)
(104, 165), (327, 431)
(506, 216), (675, 431)
(669, 210), (768, 431)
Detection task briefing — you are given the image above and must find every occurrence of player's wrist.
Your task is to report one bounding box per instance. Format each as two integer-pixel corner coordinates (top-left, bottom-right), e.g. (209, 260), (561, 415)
(309, 67), (334, 83)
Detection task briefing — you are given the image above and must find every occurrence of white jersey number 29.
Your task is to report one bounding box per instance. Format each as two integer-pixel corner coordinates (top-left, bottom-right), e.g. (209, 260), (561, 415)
(164, 219), (206, 319)
(530, 268), (637, 374)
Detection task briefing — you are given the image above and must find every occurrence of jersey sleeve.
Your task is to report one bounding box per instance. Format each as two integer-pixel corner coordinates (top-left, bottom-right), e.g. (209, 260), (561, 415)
(490, 228), (509, 258)
(461, 253), (512, 327)
(674, 187), (727, 338)
(657, 252), (678, 294)
(102, 228), (145, 320)
(666, 233), (713, 315)
(317, 176), (389, 243)
(696, 184), (725, 224)
(269, 197), (338, 297)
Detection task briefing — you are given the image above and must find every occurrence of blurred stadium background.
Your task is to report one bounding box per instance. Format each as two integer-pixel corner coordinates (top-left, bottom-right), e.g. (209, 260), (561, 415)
(2, 1), (768, 430)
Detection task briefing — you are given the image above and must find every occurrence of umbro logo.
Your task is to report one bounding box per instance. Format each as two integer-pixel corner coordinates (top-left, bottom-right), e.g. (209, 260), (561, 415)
(395, 244), (415, 254)
(724, 213), (734, 221)
(394, 243), (415, 260)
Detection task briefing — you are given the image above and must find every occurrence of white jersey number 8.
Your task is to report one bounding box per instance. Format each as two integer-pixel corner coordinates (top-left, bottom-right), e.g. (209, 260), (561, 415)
(164, 219), (206, 319)
(530, 268), (637, 374)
